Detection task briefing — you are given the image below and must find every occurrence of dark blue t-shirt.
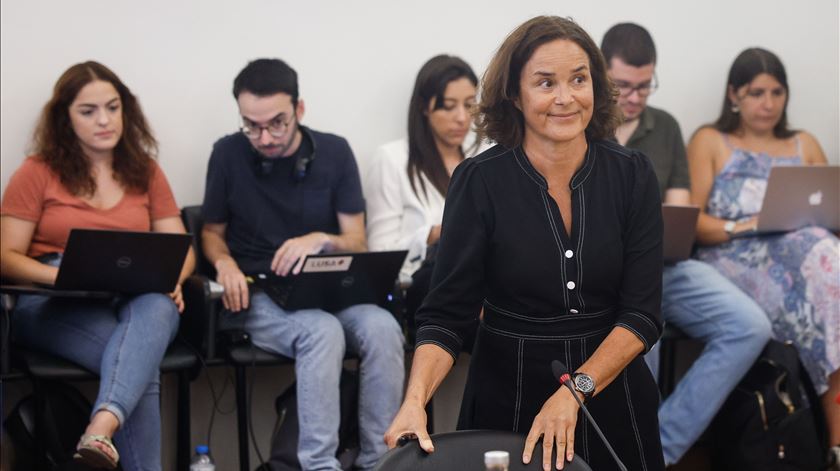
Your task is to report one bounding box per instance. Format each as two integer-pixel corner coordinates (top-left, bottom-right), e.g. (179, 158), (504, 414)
(201, 127), (365, 274)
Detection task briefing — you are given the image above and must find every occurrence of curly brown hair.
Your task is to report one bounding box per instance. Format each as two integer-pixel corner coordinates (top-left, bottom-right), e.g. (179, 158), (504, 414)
(32, 61), (157, 196)
(476, 16), (621, 148)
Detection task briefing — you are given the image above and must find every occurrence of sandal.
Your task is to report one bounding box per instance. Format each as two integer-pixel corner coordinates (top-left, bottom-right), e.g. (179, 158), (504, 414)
(73, 434), (119, 469)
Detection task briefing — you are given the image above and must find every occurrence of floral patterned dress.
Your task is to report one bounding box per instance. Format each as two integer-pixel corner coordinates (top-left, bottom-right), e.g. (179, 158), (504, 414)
(694, 134), (840, 394)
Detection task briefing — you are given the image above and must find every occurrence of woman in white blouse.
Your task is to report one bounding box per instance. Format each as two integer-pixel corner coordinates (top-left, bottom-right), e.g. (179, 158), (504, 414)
(365, 55), (480, 345)
(365, 55), (479, 283)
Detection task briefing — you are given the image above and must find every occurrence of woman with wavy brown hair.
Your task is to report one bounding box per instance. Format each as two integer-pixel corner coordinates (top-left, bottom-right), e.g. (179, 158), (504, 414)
(385, 16), (665, 471)
(1, 61), (194, 470)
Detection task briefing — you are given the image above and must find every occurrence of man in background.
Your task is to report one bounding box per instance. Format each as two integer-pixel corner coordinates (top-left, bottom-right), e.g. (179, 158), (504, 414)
(601, 23), (772, 466)
(201, 58), (404, 470)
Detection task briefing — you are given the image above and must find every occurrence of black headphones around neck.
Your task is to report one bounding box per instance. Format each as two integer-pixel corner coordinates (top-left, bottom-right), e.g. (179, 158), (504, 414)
(252, 125), (316, 182)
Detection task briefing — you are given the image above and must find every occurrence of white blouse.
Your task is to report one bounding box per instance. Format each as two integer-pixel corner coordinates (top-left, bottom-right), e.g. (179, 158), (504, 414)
(364, 139), (447, 282)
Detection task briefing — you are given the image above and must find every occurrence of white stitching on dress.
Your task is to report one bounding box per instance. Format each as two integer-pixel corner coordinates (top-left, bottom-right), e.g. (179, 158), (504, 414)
(540, 191), (570, 307)
(513, 147), (547, 187)
(614, 323), (651, 352)
(474, 147), (509, 165)
(514, 339), (524, 431)
(624, 311), (659, 332)
(483, 300), (613, 322)
(482, 323), (612, 341)
(576, 186), (586, 309)
(578, 145), (595, 185)
(624, 370), (649, 471)
(421, 325), (463, 343)
(580, 338), (589, 461)
(415, 339), (457, 359)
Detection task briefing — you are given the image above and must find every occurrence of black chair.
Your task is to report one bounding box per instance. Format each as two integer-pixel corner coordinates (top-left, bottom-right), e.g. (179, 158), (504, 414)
(181, 205), (295, 471)
(374, 430), (592, 471)
(657, 322), (689, 397)
(0, 285), (202, 471)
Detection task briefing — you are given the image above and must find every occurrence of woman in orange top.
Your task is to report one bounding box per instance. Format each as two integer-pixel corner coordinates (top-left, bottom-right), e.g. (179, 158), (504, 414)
(0, 61), (195, 471)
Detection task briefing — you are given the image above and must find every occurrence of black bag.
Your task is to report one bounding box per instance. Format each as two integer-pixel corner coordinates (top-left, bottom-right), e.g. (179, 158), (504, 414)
(711, 340), (827, 470)
(266, 368), (360, 471)
(3, 380), (102, 470)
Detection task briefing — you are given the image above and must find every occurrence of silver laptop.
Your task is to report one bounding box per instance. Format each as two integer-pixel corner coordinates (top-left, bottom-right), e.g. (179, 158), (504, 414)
(757, 166), (839, 233)
(662, 205), (700, 264)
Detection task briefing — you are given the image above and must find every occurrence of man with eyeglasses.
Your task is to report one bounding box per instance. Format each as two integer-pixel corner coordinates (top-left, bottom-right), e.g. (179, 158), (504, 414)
(200, 58), (404, 471)
(602, 24), (772, 466)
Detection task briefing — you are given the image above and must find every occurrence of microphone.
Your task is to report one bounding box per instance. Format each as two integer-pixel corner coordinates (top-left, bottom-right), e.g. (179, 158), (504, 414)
(551, 360), (628, 471)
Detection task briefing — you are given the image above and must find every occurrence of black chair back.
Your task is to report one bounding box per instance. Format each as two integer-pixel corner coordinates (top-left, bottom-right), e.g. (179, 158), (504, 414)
(374, 430), (591, 471)
(181, 205), (216, 278)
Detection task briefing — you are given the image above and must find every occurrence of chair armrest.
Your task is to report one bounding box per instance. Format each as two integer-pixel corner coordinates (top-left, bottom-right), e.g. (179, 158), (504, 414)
(1, 291), (14, 376)
(181, 274), (222, 360)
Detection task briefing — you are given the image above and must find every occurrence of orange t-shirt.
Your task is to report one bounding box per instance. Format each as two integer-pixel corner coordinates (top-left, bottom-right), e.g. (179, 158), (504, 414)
(1, 156), (181, 257)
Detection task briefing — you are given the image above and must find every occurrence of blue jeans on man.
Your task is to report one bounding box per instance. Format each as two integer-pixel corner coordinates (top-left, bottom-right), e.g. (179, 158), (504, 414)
(13, 284), (179, 471)
(646, 259), (771, 465)
(221, 292), (405, 471)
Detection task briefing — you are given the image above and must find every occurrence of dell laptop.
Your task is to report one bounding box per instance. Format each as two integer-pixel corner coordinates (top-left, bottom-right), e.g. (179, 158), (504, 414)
(250, 250), (408, 312)
(662, 205), (700, 264)
(757, 166), (839, 233)
(50, 229), (192, 294)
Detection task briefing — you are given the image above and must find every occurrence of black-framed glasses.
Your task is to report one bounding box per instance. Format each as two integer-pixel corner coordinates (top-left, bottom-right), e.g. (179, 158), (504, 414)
(240, 113), (296, 139)
(614, 74), (659, 98)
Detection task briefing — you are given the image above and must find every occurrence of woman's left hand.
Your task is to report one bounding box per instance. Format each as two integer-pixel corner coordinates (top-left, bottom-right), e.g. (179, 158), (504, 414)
(169, 283), (184, 313)
(523, 386), (580, 470)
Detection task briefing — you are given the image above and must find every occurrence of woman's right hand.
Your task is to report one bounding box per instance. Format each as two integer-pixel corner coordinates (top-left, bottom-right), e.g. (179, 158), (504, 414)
(523, 386), (581, 470)
(384, 402), (434, 453)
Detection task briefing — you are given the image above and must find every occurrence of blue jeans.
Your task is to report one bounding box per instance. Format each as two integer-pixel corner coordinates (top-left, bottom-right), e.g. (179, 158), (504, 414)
(645, 260), (771, 465)
(221, 293), (405, 471)
(12, 291), (179, 471)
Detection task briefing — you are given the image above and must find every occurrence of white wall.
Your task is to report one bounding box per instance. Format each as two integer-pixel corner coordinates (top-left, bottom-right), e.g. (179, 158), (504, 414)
(2, 0), (838, 206)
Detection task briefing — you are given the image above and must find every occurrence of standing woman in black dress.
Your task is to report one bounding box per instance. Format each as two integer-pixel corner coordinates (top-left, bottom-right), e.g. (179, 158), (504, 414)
(384, 15), (665, 471)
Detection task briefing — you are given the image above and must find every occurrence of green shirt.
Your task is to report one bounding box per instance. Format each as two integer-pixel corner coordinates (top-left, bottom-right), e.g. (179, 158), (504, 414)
(624, 106), (690, 198)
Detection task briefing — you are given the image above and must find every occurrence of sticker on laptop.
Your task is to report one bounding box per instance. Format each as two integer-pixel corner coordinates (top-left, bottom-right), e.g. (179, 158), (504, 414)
(302, 256), (353, 273)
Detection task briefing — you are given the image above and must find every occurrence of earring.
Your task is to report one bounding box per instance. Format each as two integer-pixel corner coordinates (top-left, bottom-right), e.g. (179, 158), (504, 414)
(731, 104), (740, 113)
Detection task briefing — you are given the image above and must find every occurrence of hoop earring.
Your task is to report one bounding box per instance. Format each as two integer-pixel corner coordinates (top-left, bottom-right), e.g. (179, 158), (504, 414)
(731, 104), (740, 113)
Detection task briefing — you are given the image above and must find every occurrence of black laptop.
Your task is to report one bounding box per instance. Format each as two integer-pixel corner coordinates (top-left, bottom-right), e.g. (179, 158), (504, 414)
(250, 250), (408, 312)
(48, 229), (191, 294)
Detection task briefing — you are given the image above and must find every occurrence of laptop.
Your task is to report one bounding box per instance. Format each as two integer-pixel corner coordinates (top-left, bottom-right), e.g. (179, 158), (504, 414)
(250, 250), (408, 312)
(757, 166), (839, 233)
(662, 205), (700, 264)
(49, 229), (192, 294)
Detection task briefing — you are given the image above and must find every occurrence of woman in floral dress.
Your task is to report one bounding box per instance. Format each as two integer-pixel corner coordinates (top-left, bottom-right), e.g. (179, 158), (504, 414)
(687, 47), (839, 457)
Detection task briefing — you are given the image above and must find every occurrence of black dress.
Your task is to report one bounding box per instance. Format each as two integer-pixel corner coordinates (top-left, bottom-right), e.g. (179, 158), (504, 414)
(415, 140), (666, 471)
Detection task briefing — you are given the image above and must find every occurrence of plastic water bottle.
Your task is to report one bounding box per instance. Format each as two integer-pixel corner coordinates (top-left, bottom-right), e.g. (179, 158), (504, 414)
(484, 450), (509, 471)
(190, 445), (215, 471)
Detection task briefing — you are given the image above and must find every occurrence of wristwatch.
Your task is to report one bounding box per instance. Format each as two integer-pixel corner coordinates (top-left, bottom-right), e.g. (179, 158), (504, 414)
(723, 220), (737, 237)
(572, 372), (595, 403)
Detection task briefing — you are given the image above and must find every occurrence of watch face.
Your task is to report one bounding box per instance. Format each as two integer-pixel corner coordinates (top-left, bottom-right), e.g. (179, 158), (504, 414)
(574, 373), (595, 393)
(724, 221), (736, 234)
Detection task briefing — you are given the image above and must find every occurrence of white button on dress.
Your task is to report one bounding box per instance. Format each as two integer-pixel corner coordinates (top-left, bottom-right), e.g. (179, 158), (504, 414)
(567, 281), (575, 290)
(565, 250), (573, 258)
